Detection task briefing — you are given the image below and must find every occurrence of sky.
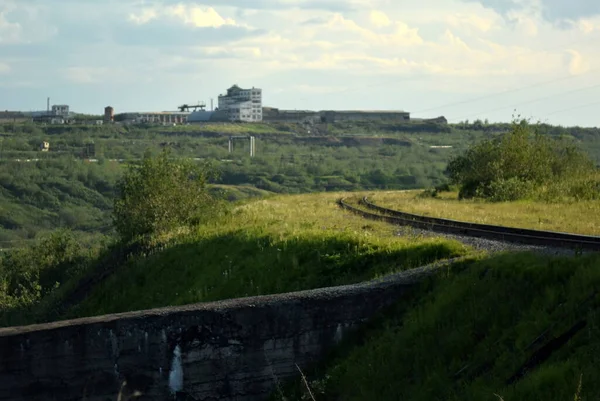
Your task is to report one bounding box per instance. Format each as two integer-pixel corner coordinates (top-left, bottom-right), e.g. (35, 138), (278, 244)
(1, 0), (600, 126)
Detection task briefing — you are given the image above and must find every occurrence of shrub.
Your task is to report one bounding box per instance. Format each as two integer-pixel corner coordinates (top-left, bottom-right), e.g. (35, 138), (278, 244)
(112, 149), (222, 242)
(0, 229), (88, 310)
(447, 119), (597, 201)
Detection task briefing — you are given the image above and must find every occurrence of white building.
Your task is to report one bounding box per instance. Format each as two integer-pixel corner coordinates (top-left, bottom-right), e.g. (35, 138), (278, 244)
(52, 105), (69, 117)
(218, 84), (262, 122)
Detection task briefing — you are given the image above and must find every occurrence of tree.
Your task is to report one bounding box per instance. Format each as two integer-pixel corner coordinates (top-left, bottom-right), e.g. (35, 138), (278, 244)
(446, 120), (596, 201)
(112, 149), (220, 242)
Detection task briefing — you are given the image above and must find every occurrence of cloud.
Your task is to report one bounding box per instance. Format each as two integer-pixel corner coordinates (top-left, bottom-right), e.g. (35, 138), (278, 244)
(129, 9), (158, 25)
(160, 0), (368, 12)
(460, 0), (600, 23)
(0, 12), (22, 44)
(0, 62), (10, 74)
(445, 12), (498, 32)
(370, 10), (391, 27)
(565, 49), (590, 75)
(131, 5), (238, 28)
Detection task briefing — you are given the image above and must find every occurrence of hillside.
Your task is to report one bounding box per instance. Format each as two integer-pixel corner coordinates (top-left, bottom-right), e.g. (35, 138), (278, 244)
(276, 251), (600, 401)
(2, 189), (600, 400)
(60, 192), (466, 320)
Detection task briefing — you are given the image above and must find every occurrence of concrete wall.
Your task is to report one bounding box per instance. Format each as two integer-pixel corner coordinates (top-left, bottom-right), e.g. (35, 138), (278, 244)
(0, 263), (444, 401)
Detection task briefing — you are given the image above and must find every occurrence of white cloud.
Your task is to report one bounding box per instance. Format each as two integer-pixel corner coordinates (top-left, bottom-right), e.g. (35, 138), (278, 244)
(129, 4), (237, 28)
(445, 12), (498, 32)
(0, 10), (23, 44)
(167, 5), (237, 27)
(129, 9), (158, 25)
(369, 10), (391, 27)
(566, 49), (590, 75)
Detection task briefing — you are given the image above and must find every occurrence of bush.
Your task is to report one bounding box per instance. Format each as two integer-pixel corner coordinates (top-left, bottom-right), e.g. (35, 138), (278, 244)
(0, 229), (89, 311)
(447, 119), (597, 201)
(112, 149), (222, 242)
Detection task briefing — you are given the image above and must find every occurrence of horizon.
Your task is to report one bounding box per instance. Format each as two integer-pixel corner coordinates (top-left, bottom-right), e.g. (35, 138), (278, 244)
(1, 0), (600, 127)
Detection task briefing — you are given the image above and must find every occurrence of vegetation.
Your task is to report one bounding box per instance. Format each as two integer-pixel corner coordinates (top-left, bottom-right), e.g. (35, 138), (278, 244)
(275, 251), (600, 401)
(369, 190), (600, 235)
(2, 119), (600, 243)
(0, 192), (467, 326)
(66, 192), (466, 319)
(447, 119), (598, 201)
(2, 119), (600, 399)
(113, 149), (222, 242)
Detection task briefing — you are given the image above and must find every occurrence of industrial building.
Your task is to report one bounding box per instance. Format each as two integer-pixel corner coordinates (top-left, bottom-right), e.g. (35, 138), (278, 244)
(261, 107), (412, 124)
(118, 111), (190, 125)
(218, 85), (263, 122)
(51, 105), (69, 117)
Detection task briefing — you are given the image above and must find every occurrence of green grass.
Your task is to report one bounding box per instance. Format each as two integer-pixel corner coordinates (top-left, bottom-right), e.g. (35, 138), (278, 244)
(276, 251), (600, 401)
(64, 192), (467, 319)
(209, 184), (275, 202)
(370, 190), (600, 235)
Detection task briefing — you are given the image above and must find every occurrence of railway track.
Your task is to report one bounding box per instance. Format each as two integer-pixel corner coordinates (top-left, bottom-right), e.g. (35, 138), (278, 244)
(338, 197), (600, 251)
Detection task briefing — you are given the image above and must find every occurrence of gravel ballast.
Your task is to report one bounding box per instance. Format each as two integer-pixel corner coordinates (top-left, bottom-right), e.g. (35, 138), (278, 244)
(395, 226), (588, 257)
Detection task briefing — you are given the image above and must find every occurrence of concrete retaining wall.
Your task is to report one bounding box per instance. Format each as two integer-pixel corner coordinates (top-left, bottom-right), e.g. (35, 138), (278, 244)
(0, 264), (443, 401)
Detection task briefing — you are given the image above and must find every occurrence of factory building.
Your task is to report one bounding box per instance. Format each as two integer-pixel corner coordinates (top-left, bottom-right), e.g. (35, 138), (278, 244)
(52, 105), (69, 117)
(118, 112), (190, 124)
(218, 85), (262, 122)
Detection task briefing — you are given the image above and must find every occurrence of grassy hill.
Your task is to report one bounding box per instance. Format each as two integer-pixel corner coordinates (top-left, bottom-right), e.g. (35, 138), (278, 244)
(61, 192), (466, 320)
(3, 120), (600, 399)
(2, 190), (600, 400)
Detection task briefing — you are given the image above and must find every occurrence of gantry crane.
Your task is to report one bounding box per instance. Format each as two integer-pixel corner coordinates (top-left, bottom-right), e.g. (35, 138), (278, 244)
(178, 102), (207, 112)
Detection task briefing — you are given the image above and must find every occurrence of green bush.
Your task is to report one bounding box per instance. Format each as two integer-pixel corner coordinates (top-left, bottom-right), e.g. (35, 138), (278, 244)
(447, 120), (597, 201)
(112, 149), (223, 242)
(0, 230), (90, 312)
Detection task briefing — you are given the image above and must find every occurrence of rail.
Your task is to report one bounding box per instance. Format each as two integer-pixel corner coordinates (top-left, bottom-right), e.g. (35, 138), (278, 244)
(337, 197), (600, 251)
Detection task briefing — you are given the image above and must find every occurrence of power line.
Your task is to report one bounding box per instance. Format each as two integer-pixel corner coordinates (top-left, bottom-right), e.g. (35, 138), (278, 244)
(413, 66), (600, 115)
(453, 81), (600, 121)
(543, 99), (600, 118)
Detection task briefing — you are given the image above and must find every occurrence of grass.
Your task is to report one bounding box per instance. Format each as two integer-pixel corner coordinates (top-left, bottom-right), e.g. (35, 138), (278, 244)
(209, 184), (275, 202)
(276, 251), (600, 401)
(369, 190), (600, 235)
(64, 192), (468, 319)
(162, 122), (292, 135)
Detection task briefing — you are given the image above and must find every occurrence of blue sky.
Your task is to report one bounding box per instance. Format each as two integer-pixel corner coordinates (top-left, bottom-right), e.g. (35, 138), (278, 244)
(1, 0), (600, 126)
